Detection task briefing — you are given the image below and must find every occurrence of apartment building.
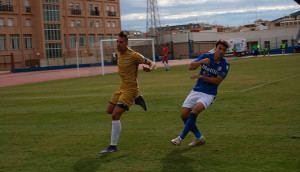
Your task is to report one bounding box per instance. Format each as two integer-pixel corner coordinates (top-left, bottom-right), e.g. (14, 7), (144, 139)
(0, 0), (121, 69)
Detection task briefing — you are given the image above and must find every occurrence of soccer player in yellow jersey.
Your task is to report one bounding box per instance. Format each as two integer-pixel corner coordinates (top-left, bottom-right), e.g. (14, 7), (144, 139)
(100, 31), (156, 154)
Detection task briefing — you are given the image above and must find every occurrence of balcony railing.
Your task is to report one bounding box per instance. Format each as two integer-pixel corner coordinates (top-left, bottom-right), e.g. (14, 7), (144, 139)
(107, 11), (116, 16)
(25, 6), (31, 13)
(71, 9), (81, 15)
(90, 10), (99, 16)
(0, 5), (13, 12)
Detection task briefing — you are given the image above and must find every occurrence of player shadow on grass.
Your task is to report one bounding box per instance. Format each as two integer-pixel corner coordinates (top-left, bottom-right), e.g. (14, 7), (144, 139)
(161, 147), (199, 172)
(73, 154), (126, 172)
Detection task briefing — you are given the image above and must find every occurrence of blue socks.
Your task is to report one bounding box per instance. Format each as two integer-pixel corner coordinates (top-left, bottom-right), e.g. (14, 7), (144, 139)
(180, 112), (201, 139)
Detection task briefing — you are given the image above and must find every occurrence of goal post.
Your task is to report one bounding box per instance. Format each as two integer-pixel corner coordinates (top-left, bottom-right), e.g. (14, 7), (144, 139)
(100, 38), (155, 75)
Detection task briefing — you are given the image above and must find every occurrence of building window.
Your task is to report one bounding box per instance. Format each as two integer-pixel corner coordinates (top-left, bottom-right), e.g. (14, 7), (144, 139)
(7, 18), (13, 26)
(25, 19), (31, 26)
(70, 20), (75, 27)
(43, 5), (60, 22)
(23, 34), (32, 49)
(24, 0), (31, 13)
(10, 34), (19, 50)
(77, 20), (81, 27)
(107, 21), (111, 28)
(113, 34), (118, 46)
(79, 34), (86, 47)
(69, 34), (76, 48)
(107, 5), (116, 16)
(0, 18), (4, 26)
(95, 21), (99, 27)
(90, 21), (94, 27)
(106, 34), (112, 46)
(69, 3), (73, 10)
(90, 4), (99, 15)
(0, 35), (6, 50)
(70, 2), (81, 15)
(44, 24), (61, 40)
(45, 43), (62, 58)
(89, 34), (95, 47)
(112, 21), (116, 28)
(97, 34), (103, 46)
(0, 0), (13, 12)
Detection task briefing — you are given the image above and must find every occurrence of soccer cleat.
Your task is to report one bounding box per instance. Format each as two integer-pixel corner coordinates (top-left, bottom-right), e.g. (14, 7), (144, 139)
(188, 136), (206, 146)
(100, 145), (118, 154)
(134, 95), (147, 111)
(171, 136), (181, 146)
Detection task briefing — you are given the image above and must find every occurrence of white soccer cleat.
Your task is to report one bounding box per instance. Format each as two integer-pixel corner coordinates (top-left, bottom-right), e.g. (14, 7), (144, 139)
(188, 136), (206, 146)
(171, 136), (181, 146)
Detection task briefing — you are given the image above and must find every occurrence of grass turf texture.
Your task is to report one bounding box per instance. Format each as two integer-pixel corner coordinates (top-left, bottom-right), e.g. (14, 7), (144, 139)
(0, 55), (299, 171)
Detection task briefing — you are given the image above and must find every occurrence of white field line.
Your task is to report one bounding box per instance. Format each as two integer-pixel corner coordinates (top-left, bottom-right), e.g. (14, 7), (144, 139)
(220, 74), (300, 93)
(1, 74), (299, 101)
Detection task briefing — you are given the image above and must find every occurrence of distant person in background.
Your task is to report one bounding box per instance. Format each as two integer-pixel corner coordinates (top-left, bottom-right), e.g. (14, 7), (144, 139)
(171, 40), (230, 147)
(163, 44), (170, 71)
(263, 47), (269, 56)
(253, 45), (258, 56)
(232, 45), (237, 56)
(281, 43), (286, 54)
(100, 31), (156, 154)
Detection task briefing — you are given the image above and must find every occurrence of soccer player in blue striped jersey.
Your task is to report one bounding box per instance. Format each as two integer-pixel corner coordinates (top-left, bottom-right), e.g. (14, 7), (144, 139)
(171, 39), (230, 146)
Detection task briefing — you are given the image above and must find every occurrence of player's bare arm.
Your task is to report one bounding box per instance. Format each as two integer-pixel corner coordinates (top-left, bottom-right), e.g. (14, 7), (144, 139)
(190, 74), (224, 85)
(189, 58), (210, 70)
(142, 59), (156, 72)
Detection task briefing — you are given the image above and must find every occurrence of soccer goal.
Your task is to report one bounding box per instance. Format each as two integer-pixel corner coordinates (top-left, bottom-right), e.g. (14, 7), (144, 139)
(99, 38), (155, 75)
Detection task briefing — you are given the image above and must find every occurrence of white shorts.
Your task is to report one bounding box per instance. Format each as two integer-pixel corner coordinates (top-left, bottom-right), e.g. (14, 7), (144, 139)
(182, 90), (216, 109)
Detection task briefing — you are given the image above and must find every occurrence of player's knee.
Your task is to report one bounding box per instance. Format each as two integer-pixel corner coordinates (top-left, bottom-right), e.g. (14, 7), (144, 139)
(111, 114), (121, 120)
(106, 109), (113, 114)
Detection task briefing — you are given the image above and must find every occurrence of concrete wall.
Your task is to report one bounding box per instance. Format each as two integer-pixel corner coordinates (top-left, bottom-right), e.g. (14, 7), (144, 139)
(162, 27), (299, 56)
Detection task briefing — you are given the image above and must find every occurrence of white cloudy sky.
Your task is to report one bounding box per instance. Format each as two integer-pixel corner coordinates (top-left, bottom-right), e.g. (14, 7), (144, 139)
(120, 0), (300, 32)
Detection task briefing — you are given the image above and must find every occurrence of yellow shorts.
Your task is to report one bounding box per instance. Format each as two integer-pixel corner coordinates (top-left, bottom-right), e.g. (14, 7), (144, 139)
(109, 88), (138, 110)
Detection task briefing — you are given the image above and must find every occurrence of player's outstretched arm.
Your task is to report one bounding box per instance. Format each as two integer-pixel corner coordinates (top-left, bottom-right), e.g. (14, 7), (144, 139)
(191, 74), (224, 85)
(142, 59), (156, 72)
(189, 58), (210, 70)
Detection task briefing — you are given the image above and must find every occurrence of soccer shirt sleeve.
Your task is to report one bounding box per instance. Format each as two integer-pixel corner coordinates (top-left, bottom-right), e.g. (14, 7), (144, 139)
(133, 52), (148, 64)
(218, 63), (230, 79)
(194, 54), (208, 62)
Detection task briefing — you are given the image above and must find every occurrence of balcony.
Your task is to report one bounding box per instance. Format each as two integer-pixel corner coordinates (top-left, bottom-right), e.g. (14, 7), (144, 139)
(107, 11), (116, 17)
(25, 6), (31, 13)
(0, 5), (13, 12)
(71, 9), (81, 15)
(90, 10), (99, 16)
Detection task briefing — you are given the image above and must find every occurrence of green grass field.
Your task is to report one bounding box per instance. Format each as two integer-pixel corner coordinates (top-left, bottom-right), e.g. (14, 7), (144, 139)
(0, 55), (299, 171)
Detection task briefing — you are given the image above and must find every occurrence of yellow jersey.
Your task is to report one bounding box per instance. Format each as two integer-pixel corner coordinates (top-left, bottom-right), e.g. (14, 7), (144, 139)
(117, 48), (147, 89)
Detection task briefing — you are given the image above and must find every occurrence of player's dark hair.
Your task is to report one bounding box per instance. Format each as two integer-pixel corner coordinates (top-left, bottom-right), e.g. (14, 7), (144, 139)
(216, 39), (230, 49)
(119, 31), (128, 42)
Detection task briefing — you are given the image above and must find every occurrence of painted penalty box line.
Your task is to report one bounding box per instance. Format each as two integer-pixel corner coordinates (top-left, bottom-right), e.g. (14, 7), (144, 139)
(0, 74), (299, 100)
(219, 74), (300, 93)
